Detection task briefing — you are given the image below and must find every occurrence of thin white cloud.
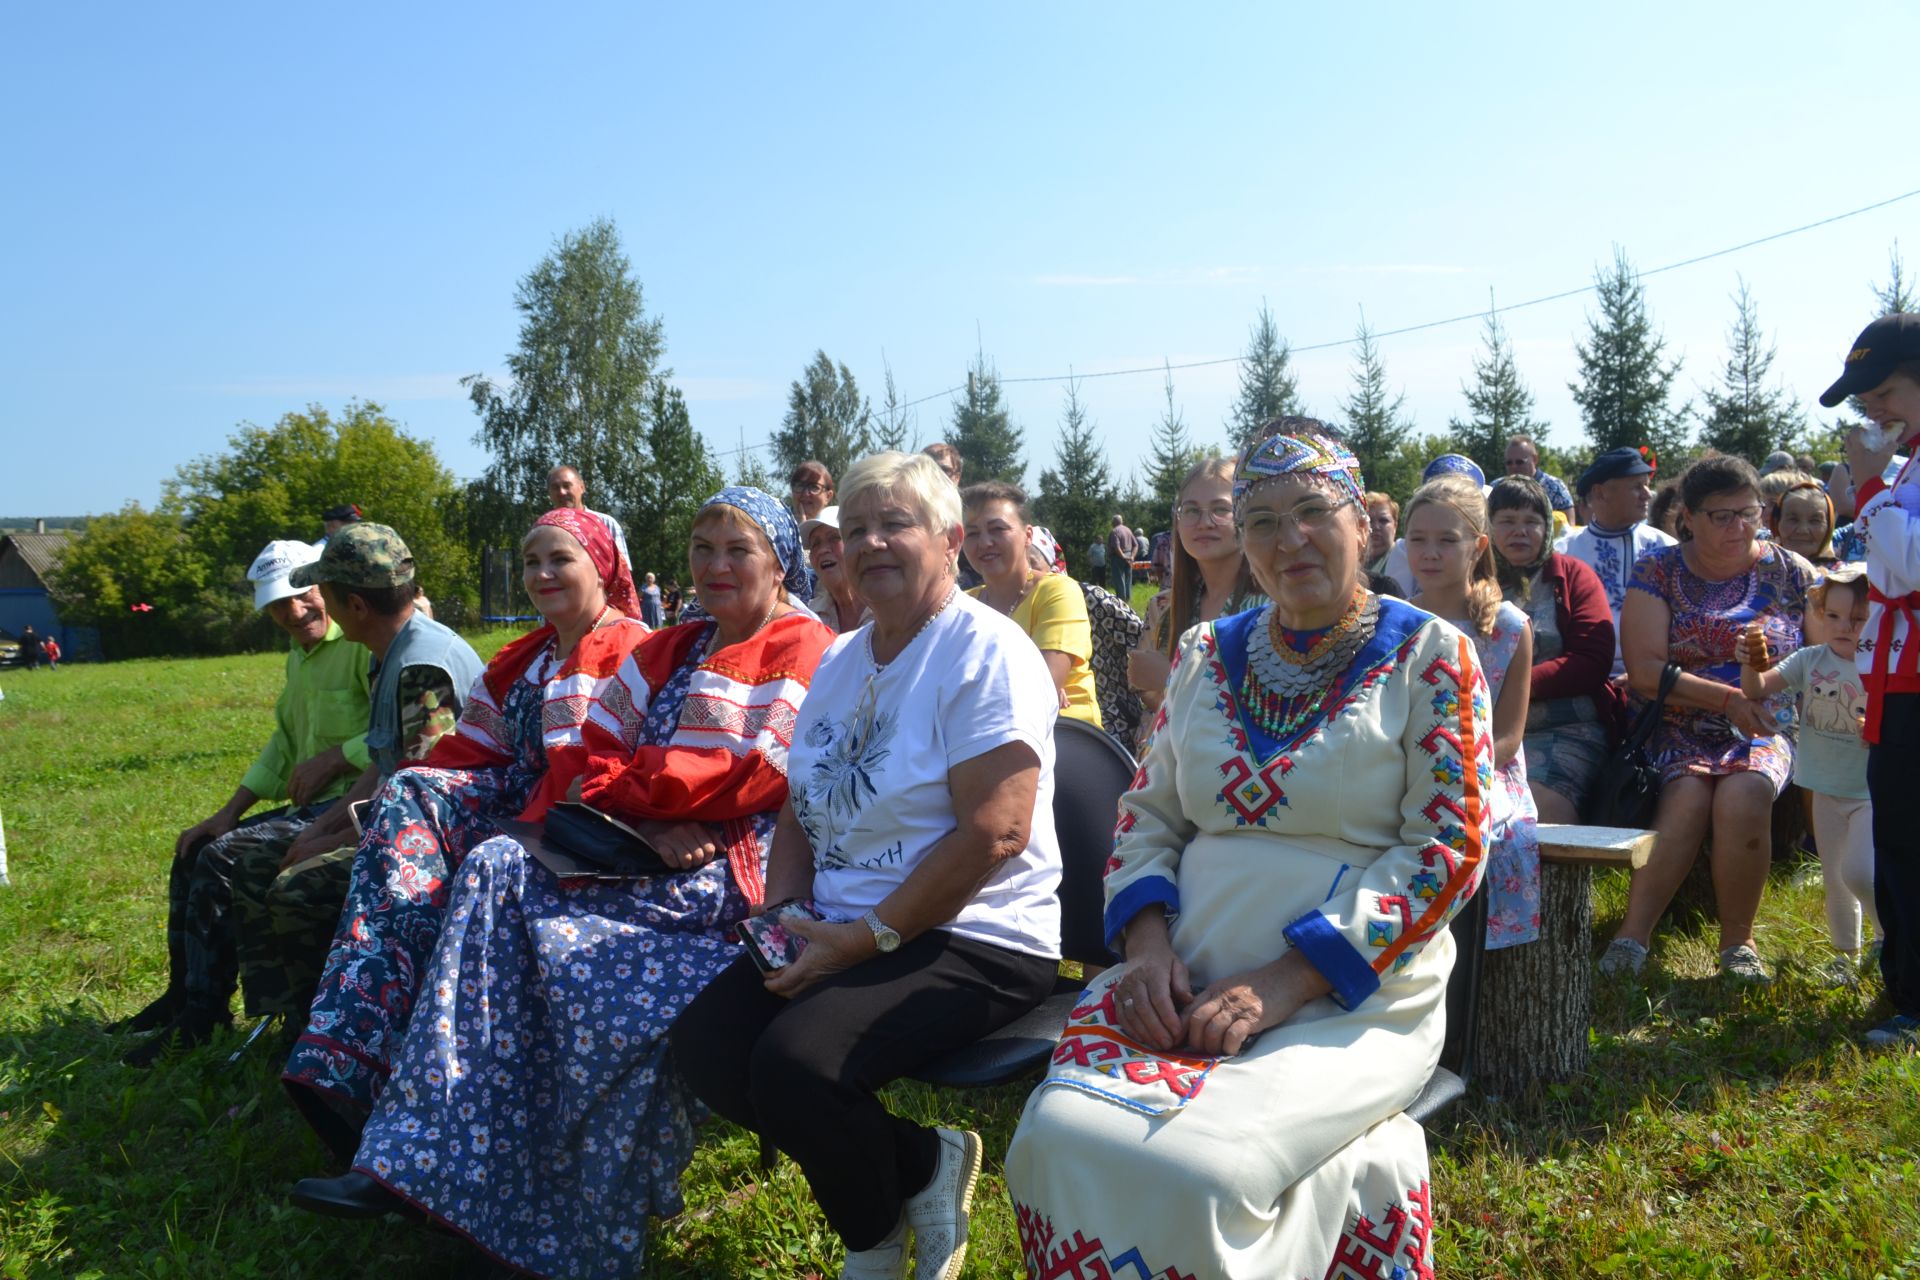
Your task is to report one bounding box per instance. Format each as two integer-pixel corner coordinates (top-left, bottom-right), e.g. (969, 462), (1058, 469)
(207, 373), (476, 401)
(1297, 264), (1471, 276)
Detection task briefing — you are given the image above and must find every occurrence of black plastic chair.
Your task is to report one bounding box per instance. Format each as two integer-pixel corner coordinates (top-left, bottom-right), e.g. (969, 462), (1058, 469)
(1403, 877), (1487, 1125)
(906, 717), (1137, 1089)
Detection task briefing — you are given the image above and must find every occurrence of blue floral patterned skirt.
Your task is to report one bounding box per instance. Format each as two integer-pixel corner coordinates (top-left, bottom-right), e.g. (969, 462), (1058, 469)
(349, 835), (748, 1279)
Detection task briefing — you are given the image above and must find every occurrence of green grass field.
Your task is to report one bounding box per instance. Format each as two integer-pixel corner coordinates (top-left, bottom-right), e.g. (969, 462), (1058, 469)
(2, 644), (1918, 1278)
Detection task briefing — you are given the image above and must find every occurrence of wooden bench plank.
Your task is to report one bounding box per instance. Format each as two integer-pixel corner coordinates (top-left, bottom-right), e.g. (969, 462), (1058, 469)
(1537, 823), (1653, 869)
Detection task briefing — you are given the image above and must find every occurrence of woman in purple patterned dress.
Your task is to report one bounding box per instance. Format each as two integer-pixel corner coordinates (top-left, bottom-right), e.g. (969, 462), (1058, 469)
(1603, 455), (1815, 982)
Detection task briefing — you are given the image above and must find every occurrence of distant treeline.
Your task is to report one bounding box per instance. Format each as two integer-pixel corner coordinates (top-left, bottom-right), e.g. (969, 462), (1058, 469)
(1, 517), (87, 532)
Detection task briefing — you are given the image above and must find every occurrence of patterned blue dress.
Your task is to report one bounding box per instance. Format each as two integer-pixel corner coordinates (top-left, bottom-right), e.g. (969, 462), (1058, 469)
(285, 674), (548, 1122)
(348, 643), (764, 1279)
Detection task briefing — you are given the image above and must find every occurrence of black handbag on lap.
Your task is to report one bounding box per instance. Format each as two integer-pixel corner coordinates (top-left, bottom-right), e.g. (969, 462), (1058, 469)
(538, 802), (678, 878)
(1582, 661), (1681, 828)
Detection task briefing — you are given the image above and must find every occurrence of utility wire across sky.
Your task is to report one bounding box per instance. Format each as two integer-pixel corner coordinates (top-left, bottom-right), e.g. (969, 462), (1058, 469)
(713, 186), (1920, 459)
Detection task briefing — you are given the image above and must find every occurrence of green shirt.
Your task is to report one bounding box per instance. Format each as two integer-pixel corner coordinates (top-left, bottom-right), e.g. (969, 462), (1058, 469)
(239, 619), (374, 803)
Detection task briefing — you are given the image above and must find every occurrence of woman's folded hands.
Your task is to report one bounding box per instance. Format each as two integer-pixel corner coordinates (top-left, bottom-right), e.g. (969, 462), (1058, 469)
(1114, 908), (1332, 1057)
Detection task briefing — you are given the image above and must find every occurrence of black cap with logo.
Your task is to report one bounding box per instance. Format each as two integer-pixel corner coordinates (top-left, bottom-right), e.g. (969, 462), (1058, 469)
(1819, 313), (1920, 407)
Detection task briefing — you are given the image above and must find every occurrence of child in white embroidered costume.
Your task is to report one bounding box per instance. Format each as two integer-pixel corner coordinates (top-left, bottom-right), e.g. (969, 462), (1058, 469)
(1740, 567), (1879, 984)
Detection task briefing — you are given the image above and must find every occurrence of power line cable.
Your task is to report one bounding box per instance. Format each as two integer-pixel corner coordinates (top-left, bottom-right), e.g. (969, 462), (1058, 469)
(713, 186), (1920, 457)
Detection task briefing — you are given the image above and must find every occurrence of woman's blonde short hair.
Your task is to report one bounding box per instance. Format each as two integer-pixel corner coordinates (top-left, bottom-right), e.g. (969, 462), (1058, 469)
(838, 451), (963, 536)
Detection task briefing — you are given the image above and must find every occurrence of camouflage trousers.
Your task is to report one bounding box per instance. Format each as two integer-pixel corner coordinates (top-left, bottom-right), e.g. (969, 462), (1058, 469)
(231, 831), (357, 1021)
(167, 805), (321, 1009)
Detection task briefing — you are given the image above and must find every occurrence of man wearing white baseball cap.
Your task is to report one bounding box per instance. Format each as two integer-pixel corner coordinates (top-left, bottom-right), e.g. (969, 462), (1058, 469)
(115, 540), (372, 1066)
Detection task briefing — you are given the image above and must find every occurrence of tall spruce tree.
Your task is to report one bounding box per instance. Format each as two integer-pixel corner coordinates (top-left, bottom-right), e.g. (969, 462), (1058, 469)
(464, 218), (666, 550)
(1147, 364), (1200, 514)
(873, 356), (915, 451)
(1699, 279), (1802, 464)
(629, 383), (726, 580)
(948, 347), (1025, 482)
(732, 431), (779, 492)
(1340, 319), (1413, 494)
(1570, 248), (1690, 461)
(1227, 303), (1302, 452)
(1450, 309), (1545, 478)
(773, 350), (873, 479)
(1874, 240), (1915, 316)
(1032, 379), (1115, 578)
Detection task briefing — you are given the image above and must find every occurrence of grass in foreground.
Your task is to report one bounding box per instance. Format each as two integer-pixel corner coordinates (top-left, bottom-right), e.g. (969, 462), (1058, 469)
(1, 648), (1917, 1278)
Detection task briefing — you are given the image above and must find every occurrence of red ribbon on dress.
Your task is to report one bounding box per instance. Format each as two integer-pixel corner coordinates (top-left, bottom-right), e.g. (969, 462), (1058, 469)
(1863, 583), (1920, 742)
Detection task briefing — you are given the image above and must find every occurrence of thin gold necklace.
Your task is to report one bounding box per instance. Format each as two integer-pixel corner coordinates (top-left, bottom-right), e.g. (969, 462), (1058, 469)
(705, 596), (781, 658)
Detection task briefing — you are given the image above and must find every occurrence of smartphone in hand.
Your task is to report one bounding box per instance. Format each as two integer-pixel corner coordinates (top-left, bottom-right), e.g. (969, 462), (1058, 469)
(736, 899), (822, 973)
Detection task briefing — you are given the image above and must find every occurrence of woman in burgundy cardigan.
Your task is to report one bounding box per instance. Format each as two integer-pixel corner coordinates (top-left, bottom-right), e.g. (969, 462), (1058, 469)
(1488, 476), (1618, 823)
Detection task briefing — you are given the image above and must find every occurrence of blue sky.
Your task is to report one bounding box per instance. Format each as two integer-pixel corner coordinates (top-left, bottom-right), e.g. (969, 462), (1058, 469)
(2, 3), (1912, 519)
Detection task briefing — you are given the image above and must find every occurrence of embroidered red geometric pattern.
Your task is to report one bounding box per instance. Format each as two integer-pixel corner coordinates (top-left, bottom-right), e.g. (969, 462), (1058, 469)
(1015, 1202), (1198, 1280)
(458, 696), (514, 754)
(1324, 1179), (1434, 1280)
(678, 693), (799, 747)
(1217, 752), (1294, 825)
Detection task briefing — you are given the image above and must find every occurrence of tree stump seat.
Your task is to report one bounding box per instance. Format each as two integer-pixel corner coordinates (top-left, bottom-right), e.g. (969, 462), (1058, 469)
(1470, 824), (1653, 1098)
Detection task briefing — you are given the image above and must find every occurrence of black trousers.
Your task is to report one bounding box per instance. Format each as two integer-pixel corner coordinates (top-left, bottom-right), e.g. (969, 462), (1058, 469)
(670, 928), (1056, 1250)
(1870, 693), (1920, 1017)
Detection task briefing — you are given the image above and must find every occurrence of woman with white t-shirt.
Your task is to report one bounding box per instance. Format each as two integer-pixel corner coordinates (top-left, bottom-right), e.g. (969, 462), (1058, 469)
(672, 449), (1063, 1280)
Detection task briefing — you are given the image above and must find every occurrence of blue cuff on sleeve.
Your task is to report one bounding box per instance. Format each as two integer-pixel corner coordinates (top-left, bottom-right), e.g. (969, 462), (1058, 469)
(1284, 909), (1381, 1011)
(1103, 875), (1180, 956)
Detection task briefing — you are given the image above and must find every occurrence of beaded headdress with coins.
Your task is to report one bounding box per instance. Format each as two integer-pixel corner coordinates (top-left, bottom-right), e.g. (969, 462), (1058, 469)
(1234, 416), (1366, 521)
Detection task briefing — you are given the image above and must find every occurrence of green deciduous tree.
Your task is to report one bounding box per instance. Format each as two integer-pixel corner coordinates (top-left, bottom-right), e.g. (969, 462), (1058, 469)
(1032, 379), (1115, 579)
(948, 348), (1025, 483)
(1570, 248), (1691, 461)
(629, 383), (727, 583)
(1340, 319), (1415, 498)
(464, 218), (667, 550)
(773, 350), (873, 479)
(47, 502), (210, 658)
(1450, 310), (1545, 479)
(52, 403), (469, 655)
(1698, 279), (1802, 465)
(1228, 303), (1302, 453)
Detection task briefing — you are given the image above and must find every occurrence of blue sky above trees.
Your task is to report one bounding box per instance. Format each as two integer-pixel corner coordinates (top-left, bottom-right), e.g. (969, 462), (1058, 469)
(1, 2), (1910, 516)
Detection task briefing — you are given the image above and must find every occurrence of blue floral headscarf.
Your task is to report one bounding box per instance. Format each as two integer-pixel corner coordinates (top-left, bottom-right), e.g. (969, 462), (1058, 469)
(1422, 453), (1486, 486)
(699, 485), (816, 599)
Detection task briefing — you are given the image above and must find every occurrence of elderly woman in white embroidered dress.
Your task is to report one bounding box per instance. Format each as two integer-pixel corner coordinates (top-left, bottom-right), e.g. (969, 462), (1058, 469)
(1004, 419), (1491, 1279)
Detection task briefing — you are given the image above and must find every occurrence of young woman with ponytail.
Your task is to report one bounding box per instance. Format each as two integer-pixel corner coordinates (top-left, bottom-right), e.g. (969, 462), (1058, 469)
(1405, 474), (1542, 949)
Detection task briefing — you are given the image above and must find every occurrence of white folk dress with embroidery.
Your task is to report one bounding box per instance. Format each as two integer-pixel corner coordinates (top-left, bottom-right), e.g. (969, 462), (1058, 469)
(792, 591), (1063, 959)
(1004, 597), (1492, 1280)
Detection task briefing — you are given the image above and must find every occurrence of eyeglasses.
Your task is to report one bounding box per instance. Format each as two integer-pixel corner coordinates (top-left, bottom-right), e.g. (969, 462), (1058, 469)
(1696, 505), (1763, 530)
(792, 482), (829, 495)
(1176, 502), (1236, 525)
(1241, 497), (1356, 540)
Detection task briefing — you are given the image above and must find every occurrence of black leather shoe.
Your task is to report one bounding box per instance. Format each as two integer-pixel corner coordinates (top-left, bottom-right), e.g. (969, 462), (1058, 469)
(120, 1006), (231, 1068)
(290, 1171), (402, 1219)
(108, 989), (183, 1035)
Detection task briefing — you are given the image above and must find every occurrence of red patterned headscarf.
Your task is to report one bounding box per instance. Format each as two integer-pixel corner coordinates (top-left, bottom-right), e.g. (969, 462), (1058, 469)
(529, 508), (640, 617)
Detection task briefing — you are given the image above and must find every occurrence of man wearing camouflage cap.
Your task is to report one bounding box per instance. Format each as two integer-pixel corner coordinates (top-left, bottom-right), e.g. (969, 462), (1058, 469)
(116, 540), (373, 1066)
(226, 523), (484, 1033)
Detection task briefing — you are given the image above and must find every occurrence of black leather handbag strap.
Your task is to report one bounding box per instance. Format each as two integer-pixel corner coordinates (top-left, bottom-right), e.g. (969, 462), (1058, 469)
(1623, 661), (1682, 751)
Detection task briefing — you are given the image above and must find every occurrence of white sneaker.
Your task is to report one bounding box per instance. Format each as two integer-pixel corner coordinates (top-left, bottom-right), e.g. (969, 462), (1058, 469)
(903, 1128), (982, 1280)
(1597, 937), (1648, 977)
(841, 1218), (906, 1280)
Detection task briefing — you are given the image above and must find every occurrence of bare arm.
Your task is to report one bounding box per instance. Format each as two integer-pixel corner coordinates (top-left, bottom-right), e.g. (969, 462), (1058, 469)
(1491, 623), (1532, 768)
(1622, 588), (1772, 737)
(766, 741), (1040, 996)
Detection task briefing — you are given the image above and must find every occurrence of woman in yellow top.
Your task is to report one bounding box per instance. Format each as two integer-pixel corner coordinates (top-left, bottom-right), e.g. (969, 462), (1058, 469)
(961, 480), (1103, 728)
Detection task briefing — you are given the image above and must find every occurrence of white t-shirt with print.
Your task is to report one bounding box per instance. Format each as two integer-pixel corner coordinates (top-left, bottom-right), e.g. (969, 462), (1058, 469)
(791, 591), (1062, 959)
